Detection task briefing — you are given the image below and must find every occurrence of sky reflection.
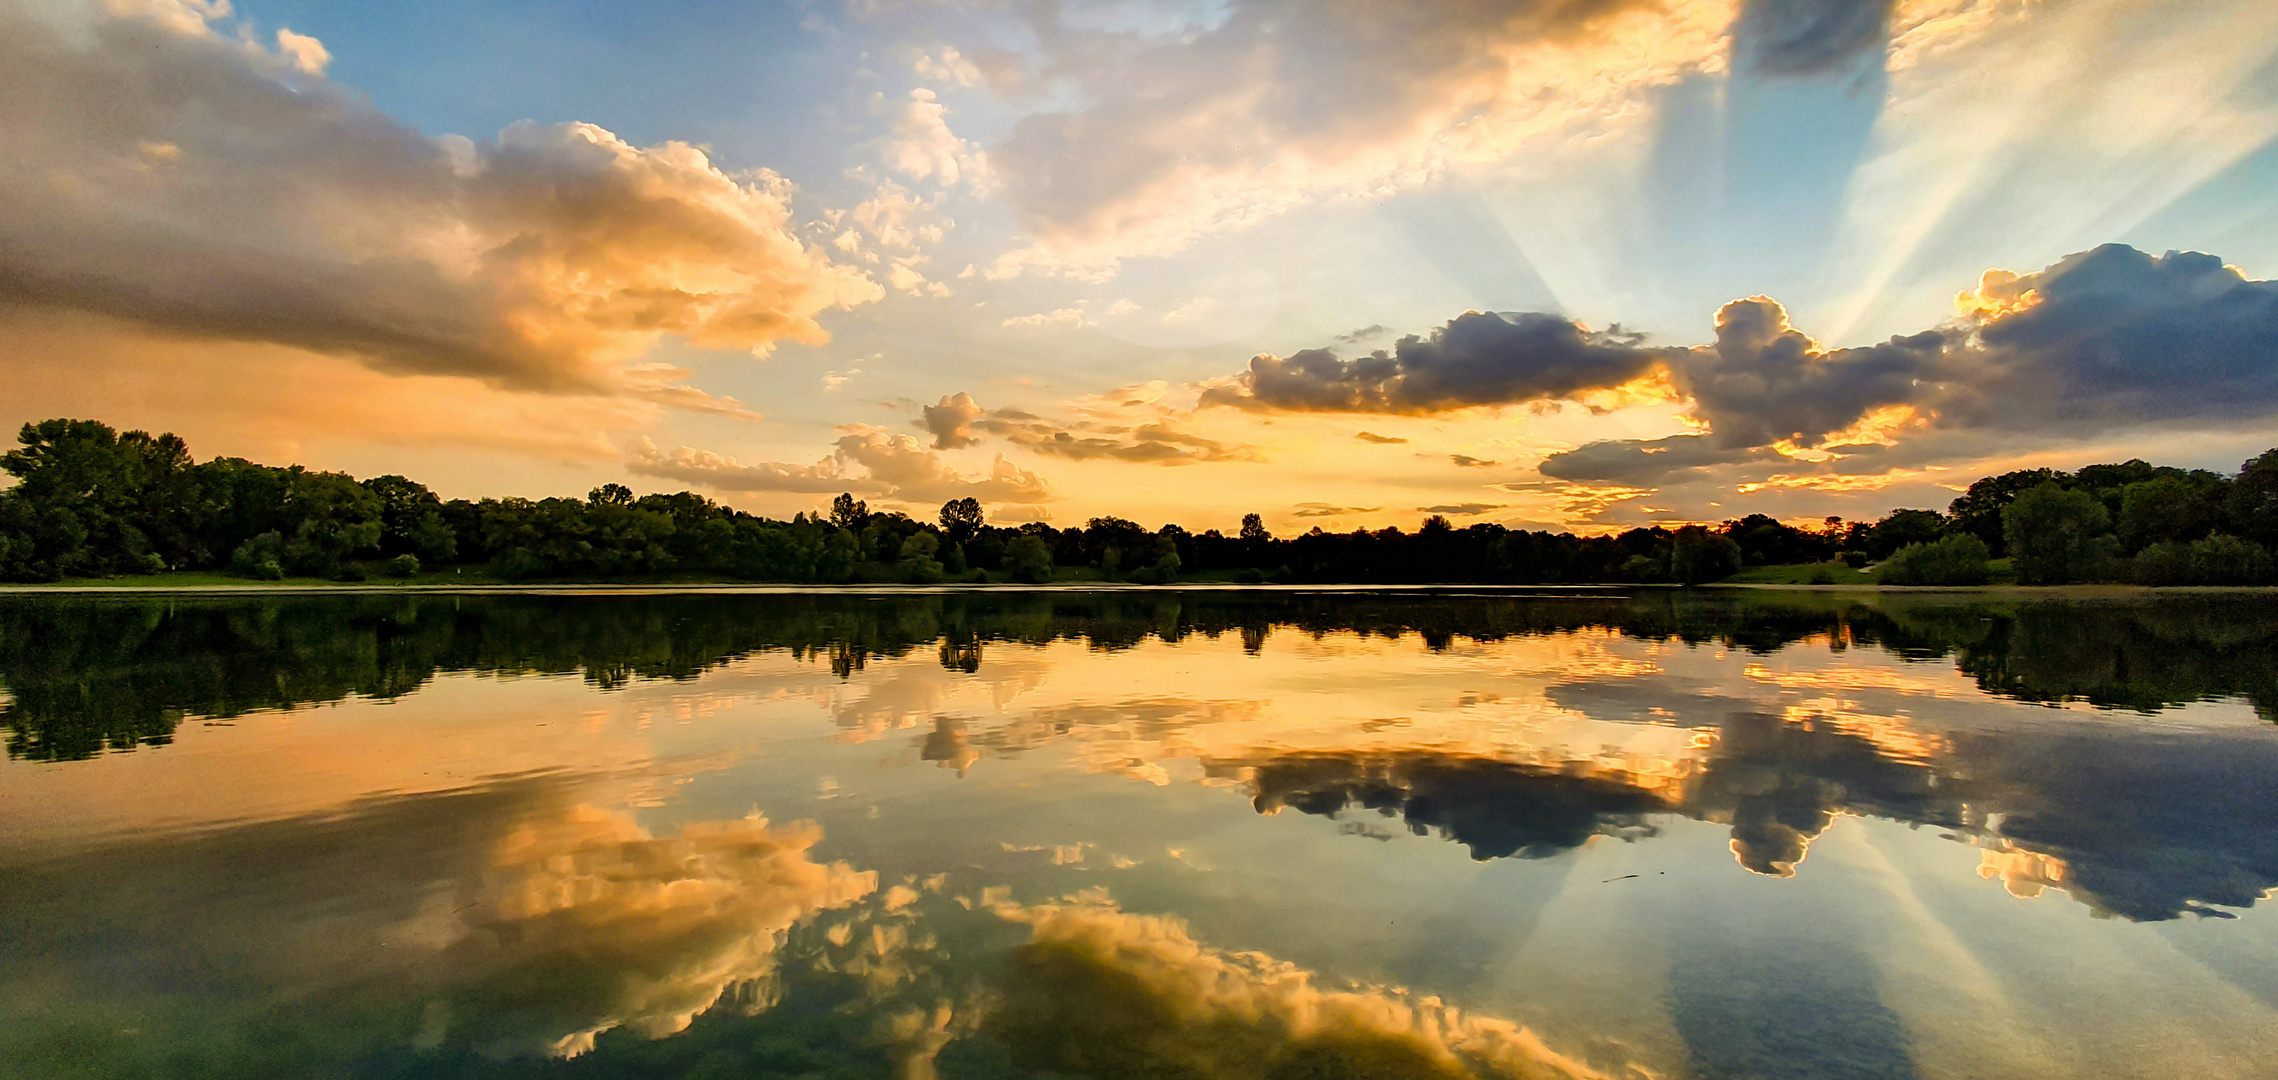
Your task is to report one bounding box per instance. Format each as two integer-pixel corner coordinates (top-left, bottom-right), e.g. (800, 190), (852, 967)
(3, 591), (2276, 1078)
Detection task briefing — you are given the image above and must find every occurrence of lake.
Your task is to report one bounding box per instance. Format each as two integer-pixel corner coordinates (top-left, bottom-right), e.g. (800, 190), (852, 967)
(2, 588), (2276, 1080)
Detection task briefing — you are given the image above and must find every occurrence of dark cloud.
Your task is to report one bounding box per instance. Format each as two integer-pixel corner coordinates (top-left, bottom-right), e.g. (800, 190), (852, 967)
(1675, 297), (1955, 450)
(1354, 431), (1408, 444)
(1418, 503), (1503, 515)
(1201, 311), (1666, 414)
(1539, 434), (1771, 485)
(1335, 324), (1391, 344)
(1731, 0), (1895, 76)
(1966, 244), (2278, 430)
(1449, 454), (1499, 468)
(1530, 245), (2278, 486)
(1292, 503), (1380, 518)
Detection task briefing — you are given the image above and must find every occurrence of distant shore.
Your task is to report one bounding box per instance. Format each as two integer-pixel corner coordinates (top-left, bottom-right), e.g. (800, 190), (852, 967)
(3, 578), (2273, 597)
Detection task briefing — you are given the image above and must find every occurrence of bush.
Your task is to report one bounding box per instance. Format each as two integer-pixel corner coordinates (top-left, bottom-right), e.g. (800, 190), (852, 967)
(228, 532), (286, 579)
(333, 563), (368, 582)
(384, 554), (421, 579)
(2189, 534), (2273, 585)
(1807, 565), (1836, 585)
(1840, 550), (1870, 569)
(1878, 534), (1990, 586)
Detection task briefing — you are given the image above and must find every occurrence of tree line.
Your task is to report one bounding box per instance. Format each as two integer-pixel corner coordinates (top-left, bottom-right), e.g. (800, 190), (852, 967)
(1, 418), (2273, 586)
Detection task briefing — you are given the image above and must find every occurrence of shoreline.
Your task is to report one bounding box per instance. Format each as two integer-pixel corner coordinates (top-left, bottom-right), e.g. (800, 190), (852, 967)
(3, 580), (2273, 597)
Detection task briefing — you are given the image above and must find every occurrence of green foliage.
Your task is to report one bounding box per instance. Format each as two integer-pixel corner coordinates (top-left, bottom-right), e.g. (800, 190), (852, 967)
(4, 416), (2275, 591)
(2005, 483), (2112, 584)
(1877, 534), (1990, 586)
(1670, 526), (1742, 585)
(1005, 536), (1054, 583)
(384, 554), (421, 579)
(1866, 508), (1949, 559)
(938, 496), (983, 543)
(2135, 534), (2275, 586)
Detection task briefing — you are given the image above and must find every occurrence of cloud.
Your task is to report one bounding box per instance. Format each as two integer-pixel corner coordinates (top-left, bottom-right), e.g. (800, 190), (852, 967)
(626, 438), (865, 495)
(919, 391), (1260, 465)
(0, 2), (879, 406)
(977, 0), (1737, 269)
(1203, 312), (1667, 414)
(919, 392), (987, 448)
(1732, 0), (1895, 76)
(880, 88), (989, 189)
(1449, 454), (1499, 468)
(988, 419), (1256, 465)
(1001, 307), (1093, 329)
(1202, 244), (2278, 490)
(1419, 503), (1504, 515)
(1292, 503), (1380, 518)
(1353, 431), (1408, 444)
(628, 430), (1053, 506)
(991, 900), (1610, 1079)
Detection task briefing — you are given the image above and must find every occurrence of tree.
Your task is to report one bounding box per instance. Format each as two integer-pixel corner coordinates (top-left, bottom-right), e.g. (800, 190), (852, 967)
(2117, 475), (2220, 553)
(1006, 536), (1054, 583)
(830, 492), (869, 531)
(279, 471), (383, 577)
(1948, 468), (2061, 556)
(2005, 482), (2111, 584)
(2230, 448), (2278, 546)
(1670, 526), (1741, 585)
(1239, 513), (1270, 543)
(939, 497), (983, 544)
(588, 483), (635, 507)
(1866, 509), (1947, 560)
(364, 475), (457, 562)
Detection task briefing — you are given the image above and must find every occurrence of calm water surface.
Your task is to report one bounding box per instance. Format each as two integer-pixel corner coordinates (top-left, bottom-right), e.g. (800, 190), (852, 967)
(3, 589), (2276, 1080)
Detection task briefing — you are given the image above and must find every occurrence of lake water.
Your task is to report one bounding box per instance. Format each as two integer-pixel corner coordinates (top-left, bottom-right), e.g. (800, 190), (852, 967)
(3, 588), (2276, 1080)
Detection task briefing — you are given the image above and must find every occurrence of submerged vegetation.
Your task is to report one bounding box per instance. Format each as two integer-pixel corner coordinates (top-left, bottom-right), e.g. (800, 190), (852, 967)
(2, 418), (2275, 586)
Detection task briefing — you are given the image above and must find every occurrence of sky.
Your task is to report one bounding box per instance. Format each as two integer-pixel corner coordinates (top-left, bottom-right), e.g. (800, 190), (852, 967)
(3, 0), (2277, 534)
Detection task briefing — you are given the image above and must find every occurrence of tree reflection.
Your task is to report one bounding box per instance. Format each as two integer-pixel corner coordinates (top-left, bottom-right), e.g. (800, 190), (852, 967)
(6, 591), (2274, 761)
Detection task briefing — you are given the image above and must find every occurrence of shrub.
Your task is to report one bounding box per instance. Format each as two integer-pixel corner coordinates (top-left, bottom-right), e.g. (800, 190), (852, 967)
(1878, 534), (1990, 586)
(228, 532), (286, 579)
(1807, 565), (1836, 585)
(384, 554), (421, 579)
(2188, 534), (2274, 585)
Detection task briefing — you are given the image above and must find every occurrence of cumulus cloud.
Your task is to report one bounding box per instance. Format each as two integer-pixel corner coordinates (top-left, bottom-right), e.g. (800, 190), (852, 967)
(628, 430), (1053, 505)
(975, 0), (1738, 268)
(429, 806), (877, 1058)
(1209, 245), (2278, 490)
(991, 900), (1610, 1079)
(880, 88), (989, 189)
(919, 392), (987, 449)
(1201, 312), (1666, 414)
(0, 2), (879, 407)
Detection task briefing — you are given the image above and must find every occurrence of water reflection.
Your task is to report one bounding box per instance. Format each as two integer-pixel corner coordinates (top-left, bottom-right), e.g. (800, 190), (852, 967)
(7, 591), (2275, 761)
(5, 590), (2278, 1078)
